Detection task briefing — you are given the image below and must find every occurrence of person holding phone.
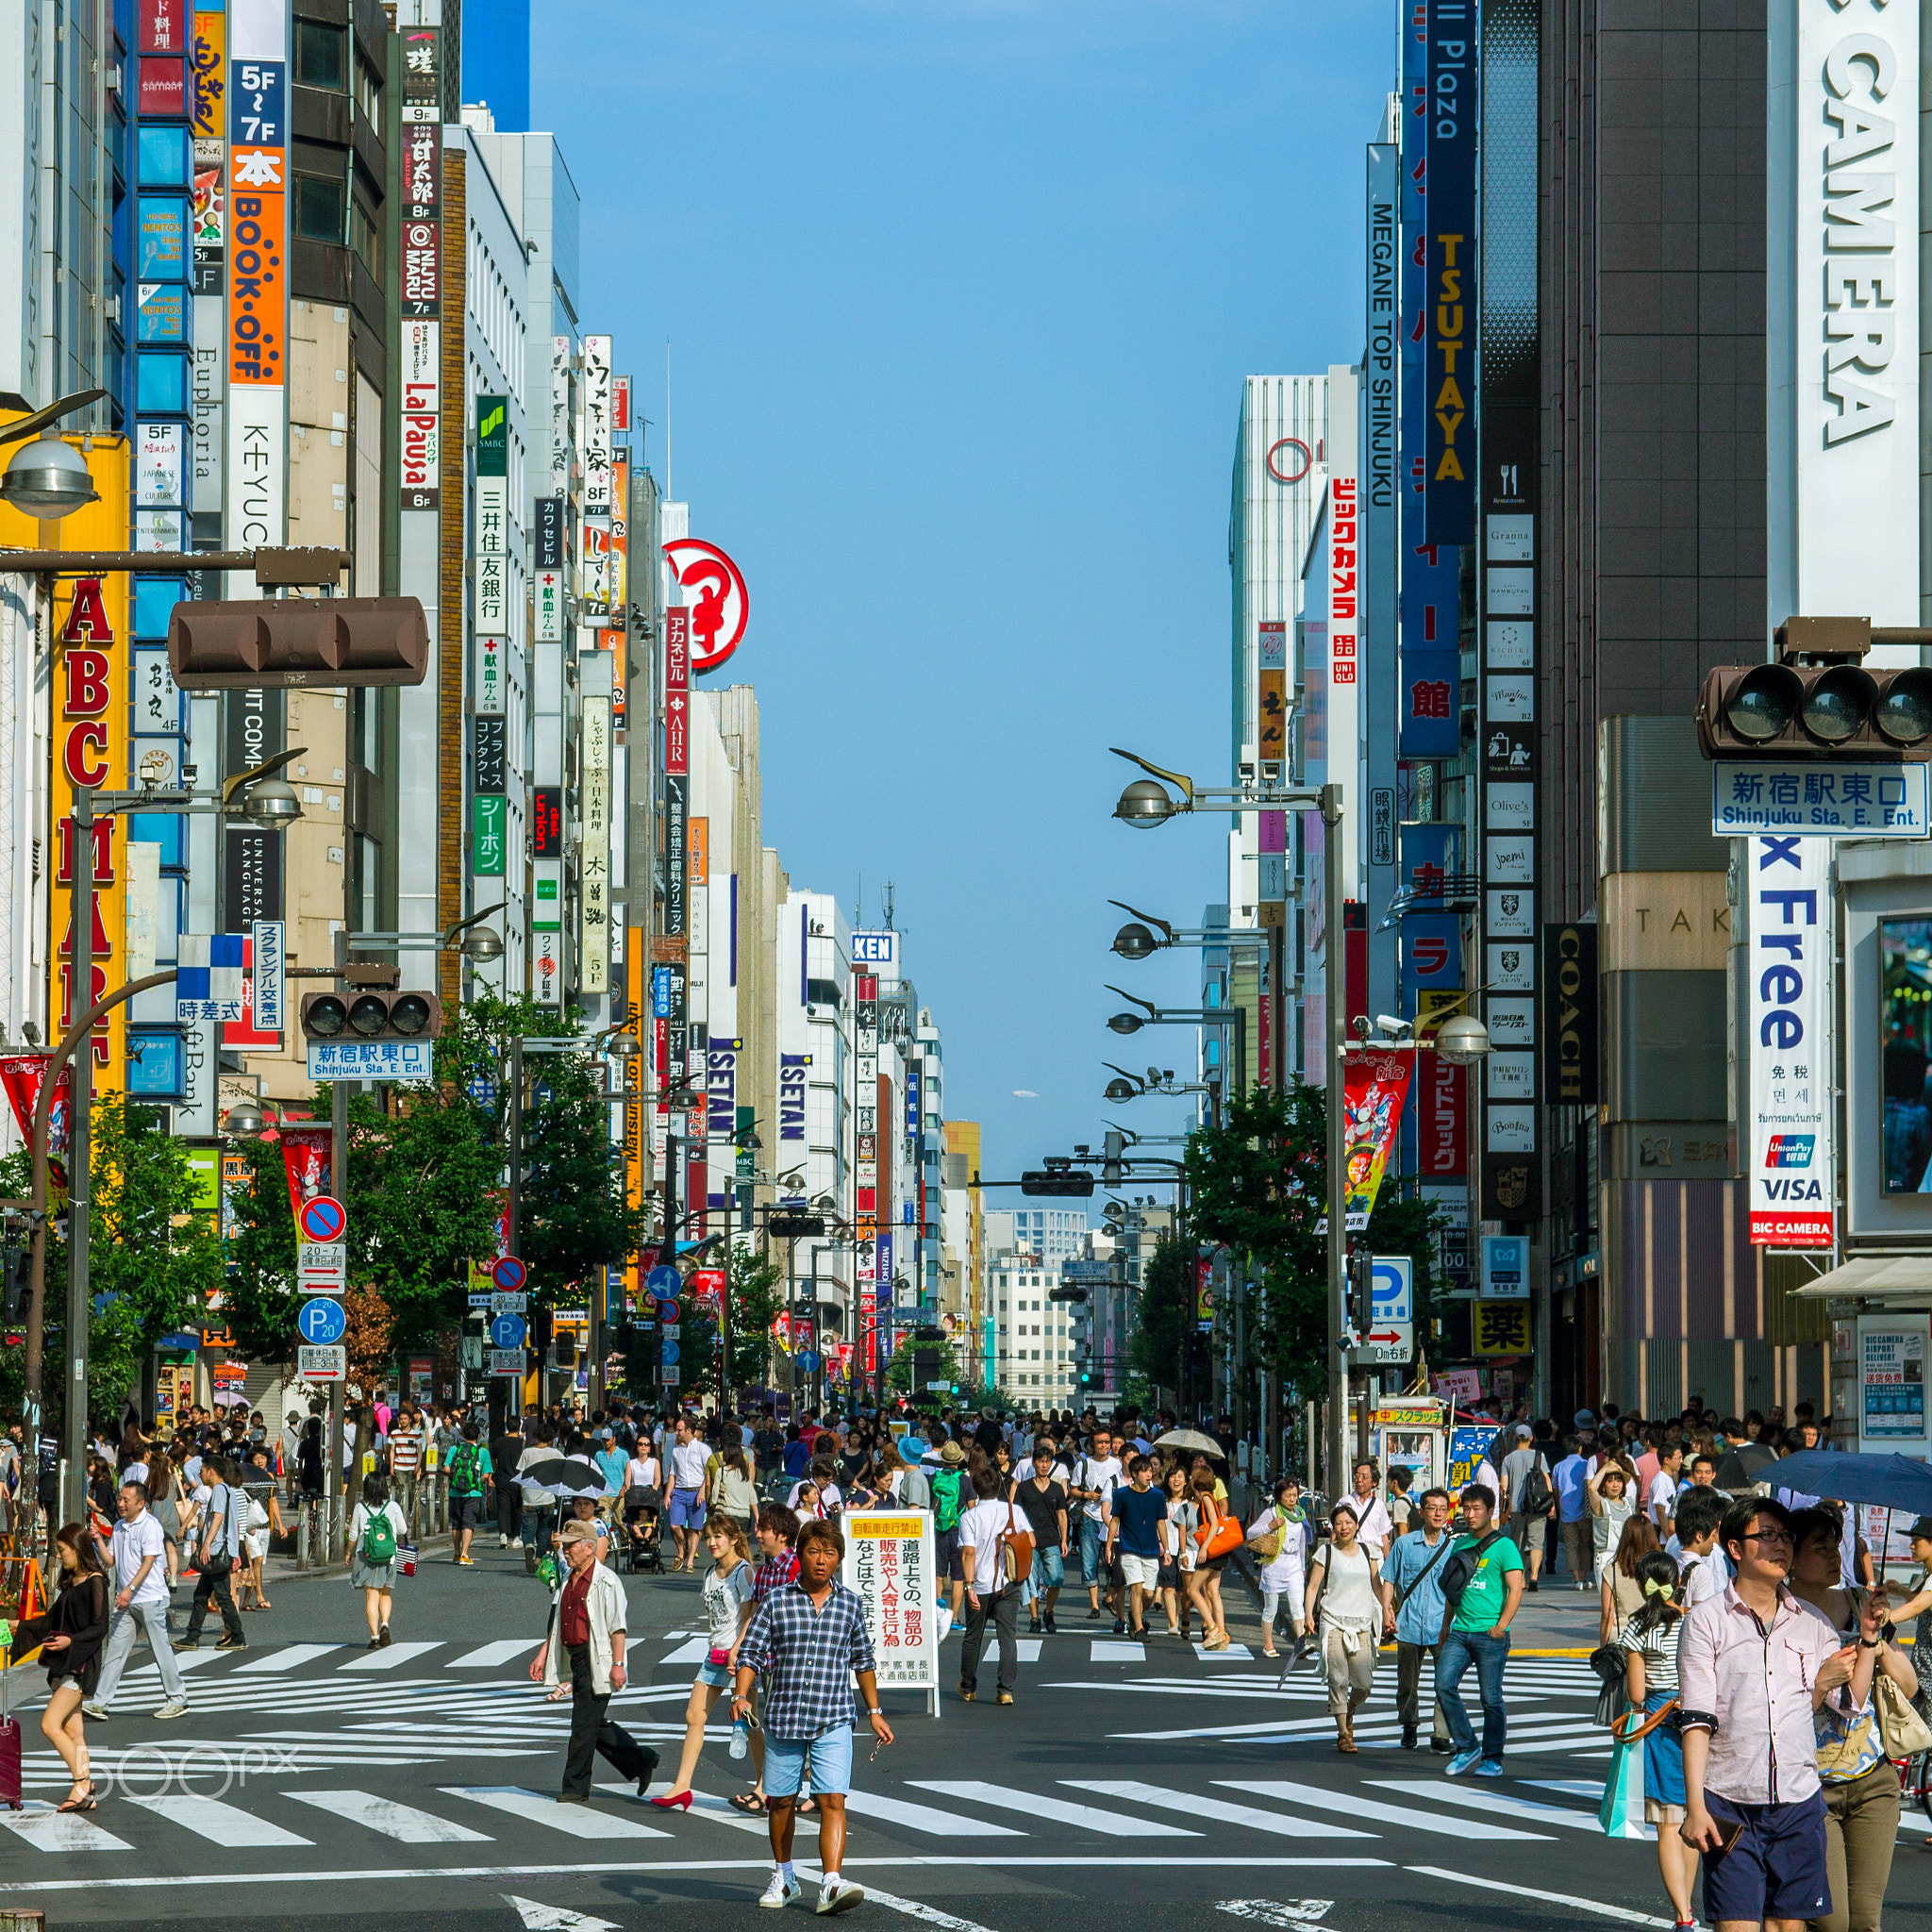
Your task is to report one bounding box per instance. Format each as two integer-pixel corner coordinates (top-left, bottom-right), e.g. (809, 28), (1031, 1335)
(1678, 1496), (1878, 1932)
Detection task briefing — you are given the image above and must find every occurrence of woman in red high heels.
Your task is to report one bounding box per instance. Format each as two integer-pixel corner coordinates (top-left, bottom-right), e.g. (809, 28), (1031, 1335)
(651, 1517), (757, 1808)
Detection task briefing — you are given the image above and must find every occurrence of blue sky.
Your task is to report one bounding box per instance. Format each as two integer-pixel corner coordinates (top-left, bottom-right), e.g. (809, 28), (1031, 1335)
(531, 0), (1393, 1191)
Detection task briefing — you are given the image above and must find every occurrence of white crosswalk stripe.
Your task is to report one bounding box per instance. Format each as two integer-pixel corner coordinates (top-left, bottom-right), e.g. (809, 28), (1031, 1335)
(232, 1644), (341, 1674)
(449, 1640), (539, 1669)
(1067, 1779), (1376, 1840)
(442, 1786), (672, 1839)
(284, 1790), (492, 1842)
(911, 1779), (1202, 1837)
(0, 1804), (134, 1852)
(340, 1641), (443, 1673)
(843, 1790), (1024, 1836)
(1370, 1778), (1615, 1830)
(1217, 1779), (1556, 1841)
(125, 1792), (315, 1847)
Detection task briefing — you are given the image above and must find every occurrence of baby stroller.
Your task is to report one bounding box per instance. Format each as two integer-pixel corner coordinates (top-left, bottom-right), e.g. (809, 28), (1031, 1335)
(622, 1485), (663, 1573)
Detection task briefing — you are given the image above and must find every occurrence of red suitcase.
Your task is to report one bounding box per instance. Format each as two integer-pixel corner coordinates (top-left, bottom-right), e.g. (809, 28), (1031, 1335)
(0, 1646), (20, 1809)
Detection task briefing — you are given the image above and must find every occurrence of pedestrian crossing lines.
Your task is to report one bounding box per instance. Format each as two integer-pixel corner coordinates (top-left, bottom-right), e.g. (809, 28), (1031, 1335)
(0, 1766), (1658, 1874)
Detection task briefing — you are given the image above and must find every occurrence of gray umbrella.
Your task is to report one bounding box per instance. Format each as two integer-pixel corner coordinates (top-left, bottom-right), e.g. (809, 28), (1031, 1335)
(1153, 1428), (1227, 1459)
(1714, 1442), (1777, 1491)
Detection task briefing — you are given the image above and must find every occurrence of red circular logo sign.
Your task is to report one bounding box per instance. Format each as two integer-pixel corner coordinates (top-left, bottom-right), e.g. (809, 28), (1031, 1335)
(1266, 438), (1312, 485)
(661, 538), (749, 675)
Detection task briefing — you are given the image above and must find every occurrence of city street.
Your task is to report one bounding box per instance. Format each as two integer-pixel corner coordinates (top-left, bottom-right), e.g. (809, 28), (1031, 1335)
(7, 1544), (1910, 1932)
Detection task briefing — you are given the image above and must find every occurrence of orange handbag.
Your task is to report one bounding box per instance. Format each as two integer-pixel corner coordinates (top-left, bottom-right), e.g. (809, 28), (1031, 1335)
(1196, 1506), (1244, 1561)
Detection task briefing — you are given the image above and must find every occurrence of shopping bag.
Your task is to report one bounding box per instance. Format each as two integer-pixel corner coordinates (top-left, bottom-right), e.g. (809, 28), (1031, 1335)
(1597, 1734), (1647, 1840)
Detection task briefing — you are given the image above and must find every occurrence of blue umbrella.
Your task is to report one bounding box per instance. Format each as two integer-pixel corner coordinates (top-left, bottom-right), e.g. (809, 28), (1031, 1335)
(1757, 1450), (1932, 1514)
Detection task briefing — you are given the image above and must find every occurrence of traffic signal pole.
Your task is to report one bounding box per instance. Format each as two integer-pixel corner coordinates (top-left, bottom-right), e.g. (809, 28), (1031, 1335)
(328, 925), (347, 1554)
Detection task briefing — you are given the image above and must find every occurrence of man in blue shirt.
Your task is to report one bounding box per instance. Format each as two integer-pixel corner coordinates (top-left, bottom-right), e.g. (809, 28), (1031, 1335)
(1377, 1485), (1455, 1751)
(1552, 1433), (1592, 1590)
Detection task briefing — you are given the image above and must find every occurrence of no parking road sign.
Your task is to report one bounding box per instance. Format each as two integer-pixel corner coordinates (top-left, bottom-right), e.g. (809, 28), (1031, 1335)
(491, 1256), (527, 1292)
(297, 1196), (347, 1244)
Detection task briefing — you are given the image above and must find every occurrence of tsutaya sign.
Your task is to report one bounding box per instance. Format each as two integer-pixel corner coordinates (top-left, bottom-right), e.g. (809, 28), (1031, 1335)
(1774, 0), (1921, 629)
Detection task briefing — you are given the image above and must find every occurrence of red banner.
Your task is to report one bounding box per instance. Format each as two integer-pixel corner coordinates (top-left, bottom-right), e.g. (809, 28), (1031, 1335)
(1415, 1049), (1466, 1179)
(1343, 1049), (1413, 1223)
(277, 1124), (334, 1226)
(689, 1267), (724, 1311)
(0, 1054), (71, 1189)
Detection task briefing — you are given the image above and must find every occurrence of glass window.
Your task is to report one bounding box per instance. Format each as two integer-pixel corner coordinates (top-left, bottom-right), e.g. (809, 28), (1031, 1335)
(293, 171), (346, 242)
(293, 20), (348, 90)
(355, 56), (382, 123)
(349, 197), (381, 282)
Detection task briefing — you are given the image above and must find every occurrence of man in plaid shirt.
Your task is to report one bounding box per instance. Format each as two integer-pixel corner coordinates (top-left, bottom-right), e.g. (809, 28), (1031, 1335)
(731, 1519), (893, 1914)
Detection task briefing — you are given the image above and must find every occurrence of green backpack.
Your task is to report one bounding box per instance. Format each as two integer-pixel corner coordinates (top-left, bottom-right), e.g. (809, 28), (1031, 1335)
(447, 1442), (480, 1493)
(932, 1468), (963, 1533)
(360, 1507), (397, 1566)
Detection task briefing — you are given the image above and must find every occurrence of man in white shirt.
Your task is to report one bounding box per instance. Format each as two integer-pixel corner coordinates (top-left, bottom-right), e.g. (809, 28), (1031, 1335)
(1348, 1460), (1394, 1559)
(1068, 1430), (1122, 1623)
(1646, 1442), (1684, 1540)
(86, 1479), (189, 1718)
(957, 1464), (1022, 1705)
(665, 1416), (712, 1574)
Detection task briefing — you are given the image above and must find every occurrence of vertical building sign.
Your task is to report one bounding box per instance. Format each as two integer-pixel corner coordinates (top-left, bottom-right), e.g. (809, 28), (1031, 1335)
(532, 784), (562, 1007)
(580, 694), (610, 992)
(225, 26), (287, 579)
(1424, 0), (1476, 547)
(1746, 836), (1834, 1246)
(1781, 0), (1921, 627)
(474, 391), (508, 714)
(399, 27), (441, 511)
(855, 974), (880, 1376)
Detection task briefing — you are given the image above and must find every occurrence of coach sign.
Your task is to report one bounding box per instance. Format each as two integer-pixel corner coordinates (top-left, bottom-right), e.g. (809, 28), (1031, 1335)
(1541, 923), (1598, 1106)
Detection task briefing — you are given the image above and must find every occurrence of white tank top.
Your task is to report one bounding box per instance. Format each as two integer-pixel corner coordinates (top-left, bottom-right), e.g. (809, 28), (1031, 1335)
(1317, 1541), (1378, 1629)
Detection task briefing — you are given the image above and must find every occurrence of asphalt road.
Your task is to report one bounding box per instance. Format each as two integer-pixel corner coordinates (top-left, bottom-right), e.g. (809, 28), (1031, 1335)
(3, 1537), (1928, 1932)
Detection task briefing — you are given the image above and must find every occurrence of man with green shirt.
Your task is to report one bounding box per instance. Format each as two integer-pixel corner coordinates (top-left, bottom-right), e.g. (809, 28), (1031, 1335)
(1433, 1482), (1524, 1777)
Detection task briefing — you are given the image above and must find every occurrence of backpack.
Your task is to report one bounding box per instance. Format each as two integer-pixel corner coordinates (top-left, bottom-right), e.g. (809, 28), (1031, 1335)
(1439, 1530), (1504, 1614)
(447, 1442), (480, 1493)
(932, 1467), (963, 1533)
(1519, 1455), (1554, 1518)
(360, 1507), (397, 1566)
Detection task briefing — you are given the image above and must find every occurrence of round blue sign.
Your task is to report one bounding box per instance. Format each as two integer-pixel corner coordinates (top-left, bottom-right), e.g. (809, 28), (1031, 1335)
(659, 1340), (681, 1365)
(646, 1265), (682, 1295)
(795, 1349), (822, 1373)
(653, 1298), (681, 1325)
(490, 1314), (526, 1349)
(298, 1298), (346, 1345)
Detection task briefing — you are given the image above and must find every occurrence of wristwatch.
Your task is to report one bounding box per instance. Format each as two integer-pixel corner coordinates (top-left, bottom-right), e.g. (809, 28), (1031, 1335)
(1858, 1635), (1882, 1649)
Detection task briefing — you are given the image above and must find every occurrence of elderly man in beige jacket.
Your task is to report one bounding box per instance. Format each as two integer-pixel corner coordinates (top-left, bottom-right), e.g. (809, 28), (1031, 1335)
(529, 1517), (658, 1802)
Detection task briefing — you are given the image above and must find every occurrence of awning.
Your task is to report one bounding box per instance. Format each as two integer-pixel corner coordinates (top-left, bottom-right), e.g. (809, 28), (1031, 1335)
(1794, 1255), (1932, 1300)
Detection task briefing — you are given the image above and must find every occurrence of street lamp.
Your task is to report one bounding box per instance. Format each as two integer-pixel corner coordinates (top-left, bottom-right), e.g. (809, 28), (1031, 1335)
(1108, 901), (1268, 960)
(0, 387), (108, 519)
(1435, 1013), (1493, 1065)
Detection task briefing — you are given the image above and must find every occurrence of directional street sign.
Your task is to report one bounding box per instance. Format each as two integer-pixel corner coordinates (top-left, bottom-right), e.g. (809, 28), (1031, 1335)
(297, 1196), (347, 1244)
(299, 1241), (346, 1293)
(298, 1298), (346, 1345)
(490, 1314), (526, 1350)
(1712, 761), (1930, 839)
(306, 1040), (433, 1083)
(489, 1348), (525, 1377)
(298, 1343), (345, 1381)
(1355, 1322), (1413, 1365)
(796, 1349), (822, 1373)
(491, 1256), (528, 1292)
(645, 1265), (681, 1296)
(1371, 1256), (1413, 1324)
(659, 1324), (679, 1341)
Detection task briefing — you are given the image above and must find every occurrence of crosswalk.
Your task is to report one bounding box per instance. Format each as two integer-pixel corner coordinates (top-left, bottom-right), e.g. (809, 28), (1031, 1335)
(0, 1629), (1630, 1891)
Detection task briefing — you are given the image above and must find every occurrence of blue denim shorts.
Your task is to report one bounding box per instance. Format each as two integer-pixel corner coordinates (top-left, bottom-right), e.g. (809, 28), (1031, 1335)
(1078, 1515), (1106, 1585)
(697, 1659), (733, 1689)
(1700, 1790), (1830, 1925)
(763, 1725), (854, 1799)
(668, 1488), (708, 1530)
(1030, 1544), (1065, 1591)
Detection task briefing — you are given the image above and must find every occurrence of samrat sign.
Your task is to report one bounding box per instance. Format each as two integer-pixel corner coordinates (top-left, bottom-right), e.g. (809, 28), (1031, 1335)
(842, 1512), (939, 1711)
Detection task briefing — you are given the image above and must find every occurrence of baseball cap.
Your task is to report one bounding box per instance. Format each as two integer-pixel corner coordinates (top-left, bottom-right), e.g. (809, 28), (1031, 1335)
(1514, 1424), (1533, 1440)
(560, 1519), (599, 1546)
(1908, 1517), (1932, 1544)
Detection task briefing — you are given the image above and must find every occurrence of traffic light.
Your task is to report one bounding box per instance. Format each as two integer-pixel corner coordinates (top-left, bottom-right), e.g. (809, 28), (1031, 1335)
(167, 596), (431, 691)
(1696, 618), (1932, 759)
(768, 1212), (826, 1239)
(300, 988), (442, 1044)
(1047, 1286), (1088, 1304)
(1103, 1130), (1124, 1188)
(1350, 1250), (1374, 1339)
(1, 1247), (27, 1323)
(1022, 1169), (1095, 1198)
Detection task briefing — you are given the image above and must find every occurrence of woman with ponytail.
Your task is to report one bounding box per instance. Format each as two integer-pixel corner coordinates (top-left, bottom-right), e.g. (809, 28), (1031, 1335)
(1616, 1548), (1692, 1930)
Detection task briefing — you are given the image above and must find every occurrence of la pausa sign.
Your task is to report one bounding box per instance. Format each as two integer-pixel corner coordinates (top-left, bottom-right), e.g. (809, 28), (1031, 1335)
(662, 538), (748, 675)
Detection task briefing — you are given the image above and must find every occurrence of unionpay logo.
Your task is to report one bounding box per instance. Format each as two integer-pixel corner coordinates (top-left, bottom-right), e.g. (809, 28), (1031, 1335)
(1766, 1134), (1815, 1169)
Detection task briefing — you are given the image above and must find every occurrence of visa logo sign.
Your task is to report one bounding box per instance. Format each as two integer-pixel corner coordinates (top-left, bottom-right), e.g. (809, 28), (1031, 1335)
(1765, 1134), (1814, 1168)
(1758, 1176), (1825, 1201)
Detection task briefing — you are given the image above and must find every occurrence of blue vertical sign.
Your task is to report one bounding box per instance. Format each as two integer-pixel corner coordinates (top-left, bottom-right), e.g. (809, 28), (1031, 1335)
(1400, 0), (1463, 756)
(1424, 0), (1476, 548)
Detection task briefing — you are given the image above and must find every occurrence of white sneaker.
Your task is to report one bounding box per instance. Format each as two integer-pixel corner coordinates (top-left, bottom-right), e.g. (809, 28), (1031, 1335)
(80, 1701), (108, 1721)
(759, 1873), (803, 1909)
(152, 1700), (189, 1721)
(817, 1880), (865, 1915)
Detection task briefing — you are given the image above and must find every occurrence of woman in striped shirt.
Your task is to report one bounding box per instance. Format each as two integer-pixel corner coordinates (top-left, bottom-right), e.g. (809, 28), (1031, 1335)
(1617, 1549), (1692, 1932)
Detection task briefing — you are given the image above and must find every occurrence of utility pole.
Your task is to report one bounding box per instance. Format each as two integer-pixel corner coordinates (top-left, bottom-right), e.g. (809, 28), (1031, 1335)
(508, 1034), (523, 1418)
(1323, 782), (1348, 1506)
(60, 788), (96, 1526)
(328, 924), (347, 1555)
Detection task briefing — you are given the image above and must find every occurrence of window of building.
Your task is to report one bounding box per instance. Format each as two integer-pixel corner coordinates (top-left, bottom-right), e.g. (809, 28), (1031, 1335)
(293, 19), (348, 90)
(355, 55), (382, 124)
(292, 170), (346, 243)
(349, 196), (381, 282)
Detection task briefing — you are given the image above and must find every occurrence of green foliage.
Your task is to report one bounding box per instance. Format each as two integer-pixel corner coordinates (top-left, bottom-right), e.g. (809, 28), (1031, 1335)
(517, 1050), (644, 1307)
(885, 1328), (959, 1396)
(1127, 1233), (1209, 1400)
(1183, 1082), (1444, 1393)
(726, 1243), (786, 1391)
(0, 1097), (225, 1428)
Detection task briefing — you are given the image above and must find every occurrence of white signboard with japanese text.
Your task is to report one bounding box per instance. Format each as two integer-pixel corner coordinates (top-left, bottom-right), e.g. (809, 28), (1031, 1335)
(842, 1509), (940, 1717)
(1857, 1314), (1929, 1452)
(1714, 763), (1929, 839)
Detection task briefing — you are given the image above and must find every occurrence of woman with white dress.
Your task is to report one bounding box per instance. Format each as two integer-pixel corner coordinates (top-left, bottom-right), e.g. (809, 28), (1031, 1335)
(1586, 1458), (1639, 1582)
(1304, 1501), (1385, 1752)
(1246, 1475), (1309, 1660)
